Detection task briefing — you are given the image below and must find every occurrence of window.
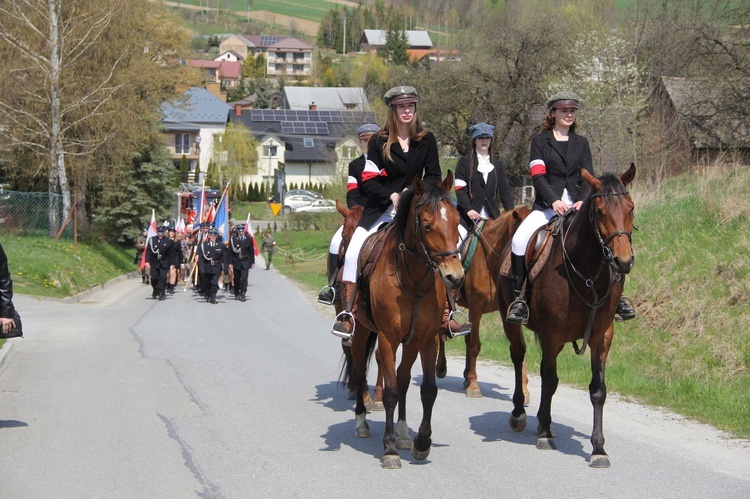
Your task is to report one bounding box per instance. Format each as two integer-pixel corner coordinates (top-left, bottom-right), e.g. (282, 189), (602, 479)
(263, 145), (278, 157)
(293, 52), (305, 61)
(303, 138), (314, 147)
(175, 133), (190, 154)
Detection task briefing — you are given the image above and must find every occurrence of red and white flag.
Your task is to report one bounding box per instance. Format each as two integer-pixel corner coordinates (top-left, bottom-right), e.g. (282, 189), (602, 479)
(245, 213), (259, 256)
(140, 209), (157, 270)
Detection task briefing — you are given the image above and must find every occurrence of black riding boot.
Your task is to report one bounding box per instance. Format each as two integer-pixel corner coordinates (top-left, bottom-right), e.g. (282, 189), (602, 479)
(507, 253), (529, 324)
(615, 296), (636, 321)
(317, 252), (340, 305)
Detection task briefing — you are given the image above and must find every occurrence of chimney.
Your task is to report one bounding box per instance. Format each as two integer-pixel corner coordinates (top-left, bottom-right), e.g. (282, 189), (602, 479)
(235, 104), (242, 117)
(309, 101), (317, 111)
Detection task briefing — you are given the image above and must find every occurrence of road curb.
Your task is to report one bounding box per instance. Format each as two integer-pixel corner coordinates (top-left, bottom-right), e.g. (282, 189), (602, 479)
(0, 340), (16, 379)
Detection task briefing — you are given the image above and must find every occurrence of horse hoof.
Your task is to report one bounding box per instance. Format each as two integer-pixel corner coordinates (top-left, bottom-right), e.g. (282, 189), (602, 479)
(509, 412), (526, 432)
(371, 401), (385, 412)
(536, 437), (557, 450)
(347, 390), (356, 400)
(354, 426), (371, 439)
(411, 441), (430, 461)
(589, 454), (611, 468)
(381, 455), (402, 469)
(464, 382), (482, 398)
(397, 437), (412, 450)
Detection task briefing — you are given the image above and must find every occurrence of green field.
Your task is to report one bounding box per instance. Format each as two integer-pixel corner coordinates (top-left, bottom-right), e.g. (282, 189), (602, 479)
(173, 0), (341, 23)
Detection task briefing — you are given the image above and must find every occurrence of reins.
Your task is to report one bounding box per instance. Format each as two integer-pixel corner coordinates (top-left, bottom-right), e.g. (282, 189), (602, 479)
(393, 196), (458, 345)
(562, 191), (632, 355)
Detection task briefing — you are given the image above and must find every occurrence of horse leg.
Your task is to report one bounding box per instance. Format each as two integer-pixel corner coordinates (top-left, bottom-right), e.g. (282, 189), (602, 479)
(588, 324), (614, 468)
(350, 331), (371, 439)
(436, 335), (447, 379)
(503, 322), (528, 432)
(372, 347), (385, 411)
(396, 343), (419, 450)
(536, 343), (564, 450)
(462, 309), (482, 397)
(412, 337), (438, 461)
(378, 336), (401, 469)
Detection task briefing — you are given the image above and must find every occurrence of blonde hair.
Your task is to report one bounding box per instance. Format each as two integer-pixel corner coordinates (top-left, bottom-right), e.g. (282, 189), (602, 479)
(379, 104), (428, 163)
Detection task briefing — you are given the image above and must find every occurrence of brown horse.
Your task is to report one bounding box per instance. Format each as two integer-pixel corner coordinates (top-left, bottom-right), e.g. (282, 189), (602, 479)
(436, 206), (531, 399)
(499, 164), (636, 468)
(341, 172), (464, 469)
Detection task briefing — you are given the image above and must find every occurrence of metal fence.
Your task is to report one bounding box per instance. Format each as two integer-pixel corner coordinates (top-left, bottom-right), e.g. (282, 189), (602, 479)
(0, 190), (73, 239)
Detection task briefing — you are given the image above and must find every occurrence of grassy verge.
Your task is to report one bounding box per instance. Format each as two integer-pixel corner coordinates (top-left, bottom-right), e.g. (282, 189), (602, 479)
(271, 168), (750, 439)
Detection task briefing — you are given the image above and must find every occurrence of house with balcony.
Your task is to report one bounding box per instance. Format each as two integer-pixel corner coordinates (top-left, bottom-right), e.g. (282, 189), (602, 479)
(218, 34), (313, 81)
(161, 87), (232, 181)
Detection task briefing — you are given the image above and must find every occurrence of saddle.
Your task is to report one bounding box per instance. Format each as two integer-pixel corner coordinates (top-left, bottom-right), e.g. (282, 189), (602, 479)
(500, 213), (570, 284)
(356, 222), (395, 302)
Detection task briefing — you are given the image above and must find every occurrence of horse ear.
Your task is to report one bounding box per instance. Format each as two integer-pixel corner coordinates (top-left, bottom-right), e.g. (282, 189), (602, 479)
(413, 176), (425, 196)
(621, 163), (636, 186)
(335, 199), (348, 218)
(441, 170), (454, 191)
(580, 167), (600, 190)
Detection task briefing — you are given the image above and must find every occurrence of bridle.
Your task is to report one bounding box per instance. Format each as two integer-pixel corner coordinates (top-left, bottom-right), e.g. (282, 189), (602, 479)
(561, 190), (634, 355)
(394, 194), (460, 344)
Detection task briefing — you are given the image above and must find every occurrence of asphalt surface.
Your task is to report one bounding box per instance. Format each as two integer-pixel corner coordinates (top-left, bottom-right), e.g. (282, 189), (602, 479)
(1, 259), (749, 498)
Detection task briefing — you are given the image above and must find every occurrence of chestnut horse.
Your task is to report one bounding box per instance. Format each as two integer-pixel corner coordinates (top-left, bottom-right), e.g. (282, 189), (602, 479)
(436, 206), (531, 399)
(499, 164), (636, 468)
(341, 172), (464, 469)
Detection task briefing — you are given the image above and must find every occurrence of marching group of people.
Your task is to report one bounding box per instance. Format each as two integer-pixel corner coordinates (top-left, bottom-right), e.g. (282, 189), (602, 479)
(135, 221), (276, 304)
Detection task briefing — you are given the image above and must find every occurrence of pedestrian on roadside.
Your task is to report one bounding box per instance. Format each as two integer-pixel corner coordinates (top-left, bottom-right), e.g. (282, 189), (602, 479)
(261, 230), (276, 270)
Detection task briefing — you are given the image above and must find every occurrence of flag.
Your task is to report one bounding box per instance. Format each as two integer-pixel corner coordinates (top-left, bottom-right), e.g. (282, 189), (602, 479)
(175, 216), (185, 234)
(140, 209), (157, 270)
(214, 192), (229, 240)
(245, 213), (259, 256)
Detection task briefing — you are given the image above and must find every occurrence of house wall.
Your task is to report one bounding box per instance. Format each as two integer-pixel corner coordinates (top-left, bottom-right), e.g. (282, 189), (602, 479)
(219, 36), (250, 59)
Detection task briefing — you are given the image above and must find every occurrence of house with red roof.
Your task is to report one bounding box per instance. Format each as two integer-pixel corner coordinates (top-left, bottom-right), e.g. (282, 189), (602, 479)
(219, 34), (313, 80)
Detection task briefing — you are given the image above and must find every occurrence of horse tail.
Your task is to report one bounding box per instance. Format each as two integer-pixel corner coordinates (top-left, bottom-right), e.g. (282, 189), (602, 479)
(338, 331), (377, 388)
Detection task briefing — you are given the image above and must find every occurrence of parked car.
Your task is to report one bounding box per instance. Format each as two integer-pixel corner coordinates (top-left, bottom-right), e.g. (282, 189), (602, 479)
(285, 189), (323, 200)
(283, 194), (316, 214)
(294, 199), (337, 213)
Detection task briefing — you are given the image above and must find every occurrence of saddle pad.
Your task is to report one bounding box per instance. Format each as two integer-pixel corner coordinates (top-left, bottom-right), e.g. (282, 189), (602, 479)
(358, 222), (395, 285)
(461, 220), (485, 271)
(499, 225), (555, 284)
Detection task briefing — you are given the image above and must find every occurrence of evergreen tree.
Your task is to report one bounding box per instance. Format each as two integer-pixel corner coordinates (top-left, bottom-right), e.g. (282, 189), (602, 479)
(179, 154), (189, 182)
(385, 29), (410, 66)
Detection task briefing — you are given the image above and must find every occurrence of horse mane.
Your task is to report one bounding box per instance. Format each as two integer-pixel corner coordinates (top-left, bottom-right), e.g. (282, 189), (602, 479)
(393, 180), (451, 234)
(594, 173), (627, 208)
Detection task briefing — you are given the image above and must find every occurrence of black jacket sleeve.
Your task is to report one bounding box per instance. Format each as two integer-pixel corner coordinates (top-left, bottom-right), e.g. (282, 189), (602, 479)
(0, 243), (15, 318)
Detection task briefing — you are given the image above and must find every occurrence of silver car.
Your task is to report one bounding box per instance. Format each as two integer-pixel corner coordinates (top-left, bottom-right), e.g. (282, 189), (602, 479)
(294, 199), (337, 213)
(283, 194), (315, 214)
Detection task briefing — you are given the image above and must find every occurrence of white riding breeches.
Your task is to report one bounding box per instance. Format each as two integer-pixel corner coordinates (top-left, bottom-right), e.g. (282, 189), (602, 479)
(511, 208), (557, 256)
(342, 208), (396, 282)
(328, 225), (344, 254)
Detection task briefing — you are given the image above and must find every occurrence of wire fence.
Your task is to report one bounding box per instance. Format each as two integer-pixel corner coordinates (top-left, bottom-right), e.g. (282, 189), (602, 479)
(0, 190), (73, 239)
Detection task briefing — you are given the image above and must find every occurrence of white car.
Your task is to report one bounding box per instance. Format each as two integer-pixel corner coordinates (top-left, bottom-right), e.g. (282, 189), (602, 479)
(294, 199), (337, 213)
(283, 194), (316, 214)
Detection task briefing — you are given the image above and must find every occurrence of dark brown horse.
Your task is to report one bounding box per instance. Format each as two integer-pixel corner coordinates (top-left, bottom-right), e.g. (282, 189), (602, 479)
(498, 164), (636, 468)
(436, 206), (531, 399)
(341, 172), (464, 469)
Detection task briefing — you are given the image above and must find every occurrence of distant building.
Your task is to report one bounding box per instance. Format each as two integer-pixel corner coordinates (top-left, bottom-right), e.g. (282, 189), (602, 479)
(161, 87), (232, 180)
(230, 107), (376, 191)
(188, 59), (242, 88)
(359, 29), (433, 52)
(219, 34), (313, 80)
(282, 87), (369, 112)
(407, 49), (462, 64)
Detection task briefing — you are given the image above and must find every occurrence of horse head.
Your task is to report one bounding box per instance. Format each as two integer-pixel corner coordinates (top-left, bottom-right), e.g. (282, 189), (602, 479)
(581, 163), (636, 275)
(400, 170), (464, 290)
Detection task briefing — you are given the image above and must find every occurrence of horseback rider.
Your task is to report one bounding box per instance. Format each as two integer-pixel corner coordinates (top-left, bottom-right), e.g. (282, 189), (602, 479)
(318, 122), (379, 305)
(331, 85), (471, 340)
(507, 91), (636, 324)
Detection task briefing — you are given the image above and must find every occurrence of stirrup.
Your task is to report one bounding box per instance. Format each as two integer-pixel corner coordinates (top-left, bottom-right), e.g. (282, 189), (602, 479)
(317, 285), (336, 305)
(444, 309), (471, 339)
(507, 299), (529, 325)
(331, 310), (355, 340)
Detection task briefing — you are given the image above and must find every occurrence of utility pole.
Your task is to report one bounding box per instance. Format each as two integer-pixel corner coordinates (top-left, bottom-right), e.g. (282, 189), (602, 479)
(342, 12), (347, 55)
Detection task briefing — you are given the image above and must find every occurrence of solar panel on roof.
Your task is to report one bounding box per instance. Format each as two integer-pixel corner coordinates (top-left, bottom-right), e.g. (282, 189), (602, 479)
(280, 121), (329, 135)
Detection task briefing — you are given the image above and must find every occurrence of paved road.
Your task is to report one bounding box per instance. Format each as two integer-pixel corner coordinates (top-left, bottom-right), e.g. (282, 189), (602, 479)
(1, 260), (748, 497)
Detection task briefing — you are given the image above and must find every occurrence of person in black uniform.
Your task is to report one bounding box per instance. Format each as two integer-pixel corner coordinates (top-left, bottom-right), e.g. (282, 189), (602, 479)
(146, 225), (174, 300)
(0, 242), (18, 336)
(229, 224), (256, 301)
(200, 228), (226, 304)
(193, 222), (210, 297)
(455, 122), (514, 241)
(166, 225), (180, 294)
